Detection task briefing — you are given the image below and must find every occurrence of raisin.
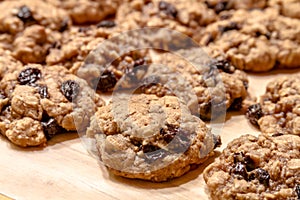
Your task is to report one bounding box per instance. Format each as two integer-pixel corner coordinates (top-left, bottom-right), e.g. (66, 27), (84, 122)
(97, 71), (117, 92)
(160, 124), (178, 143)
(233, 152), (255, 171)
(143, 144), (167, 162)
(59, 18), (69, 32)
(210, 60), (235, 74)
(296, 184), (300, 199)
(96, 20), (116, 28)
(243, 81), (249, 90)
(17, 5), (35, 23)
(18, 68), (41, 85)
(214, 1), (229, 13)
(78, 27), (90, 32)
(37, 84), (49, 99)
(213, 134), (222, 149)
(205, 1), (229, 13)
(231, 162), (248, 180)
(41, 117), (62, 140)
(134, 58), (147, 67)
(60, 80), (80, 102)
(158, 1), (178, 18)
(255, 31), (271, 40)
(219, 22), (240, 34)
(256, 168), (270, 187)
(167, 129), (190, 153)
(248, 172), (256, 181)
(229, 97), (243, 111)
(272, 132), (284, 137)
(246, 104), (263, 126)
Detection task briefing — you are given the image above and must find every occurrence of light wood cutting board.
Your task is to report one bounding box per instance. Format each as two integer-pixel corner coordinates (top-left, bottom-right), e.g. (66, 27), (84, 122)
(0, 69), (299, 200)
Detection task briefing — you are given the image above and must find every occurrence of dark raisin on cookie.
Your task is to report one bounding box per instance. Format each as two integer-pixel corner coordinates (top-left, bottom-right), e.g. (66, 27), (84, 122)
(96, 71), (117, 92)
(231, 162), (248, 180)
(229, 97), (243, 111)
(168, 129), (190, 153)
(160, 124), (178, 143)
(219, 22), (240, 34)
(205, 0), (230, 14)
(296, 184), (300, 199)
(60, 80), (80, 102)
(18, 68), (41, 85)
(37, 84), (49, 99)
(246, 104), (263, 126)
(234, 152), (256, 171)
(134, 58), (147, 67)
(255, 168), (270, 187)
(41, 117), (62, 140)
(96, 20), (116, 28)
(271, 132), (284, 137)
(213, 134), (222, 149)
(142, 144), (167, 162)
(158, 1), (178, 18)
(210, 60), (235, 74)
(17, 5), (35, 23)
(255, 31), (271, 40)
(59, 18), (69, 32)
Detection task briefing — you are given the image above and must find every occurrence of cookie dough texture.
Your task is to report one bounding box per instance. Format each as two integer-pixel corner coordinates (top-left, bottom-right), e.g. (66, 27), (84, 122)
(46, 0), (122, 24)
(0, 0), (70, 64)
(116, 0), (217, 36)
(197, 8), (300, 71)
(269, 0), (300, 19)
(0, 64), (105, 147)
(0, 0), (70, 34)
(87, 94), (219, 182)
(204, 134), (300, 200)
(257, 74), (300, 136)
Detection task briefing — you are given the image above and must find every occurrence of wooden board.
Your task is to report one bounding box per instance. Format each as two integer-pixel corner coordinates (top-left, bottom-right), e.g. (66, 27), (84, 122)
(1, 69), (299, 200)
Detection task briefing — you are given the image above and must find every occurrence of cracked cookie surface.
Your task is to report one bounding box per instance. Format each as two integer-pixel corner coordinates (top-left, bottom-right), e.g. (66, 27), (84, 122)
(87, 94), (220, 182)
(204, 134), (300, 200)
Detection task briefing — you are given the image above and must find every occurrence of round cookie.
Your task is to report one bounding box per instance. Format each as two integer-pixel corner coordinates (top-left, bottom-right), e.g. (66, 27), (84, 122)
(196, 8), (300, 71)
(45, 0), (122, 24)
(141, 48), (248, 120)
(0, 64), (105, 147)
(87, 94), (220, 182)
(246, 74), (300, 136)
(204, 134), (300, 200)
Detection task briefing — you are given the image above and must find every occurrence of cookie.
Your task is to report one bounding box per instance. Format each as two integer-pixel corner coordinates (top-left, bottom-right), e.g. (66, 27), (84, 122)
(116, 0), (217, 36)
(269, 0), (300, 19)
(0, 0), (71, 64)
(46, 24), (122, 74)
(0, 64), (105, 147)
(196, 8), (300, 71)
(140, 48), (248, 120)
(45, 0), (122, 24)
(87, 94), (220, 182)
(246, 74), (300, 136)
(0, 0), (70, 34)
(204, 134), (300, 200)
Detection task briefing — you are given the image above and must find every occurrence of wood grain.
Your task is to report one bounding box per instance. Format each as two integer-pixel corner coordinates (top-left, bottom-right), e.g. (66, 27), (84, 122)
(0, 69), (299, 200)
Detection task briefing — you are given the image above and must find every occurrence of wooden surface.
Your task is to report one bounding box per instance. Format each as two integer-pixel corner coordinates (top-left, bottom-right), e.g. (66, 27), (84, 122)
(1, 69), (299, 200)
